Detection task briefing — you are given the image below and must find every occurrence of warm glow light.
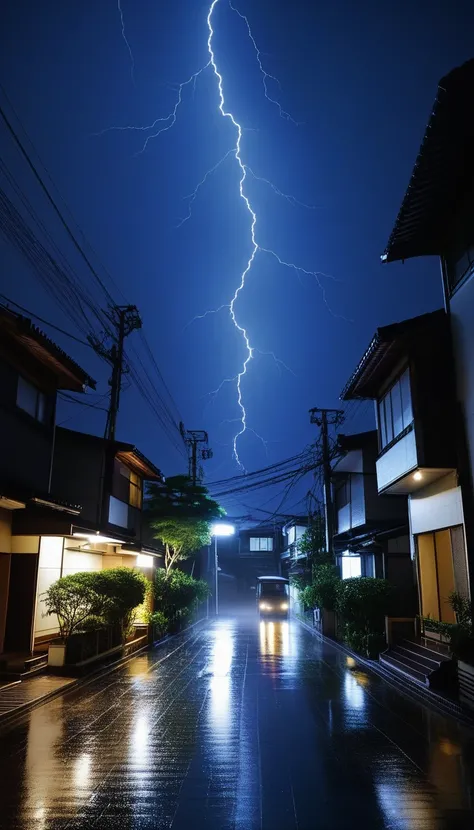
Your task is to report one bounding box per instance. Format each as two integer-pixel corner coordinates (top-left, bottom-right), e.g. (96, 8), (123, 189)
(211, 522), (235, 536)
(413, 471), (423, 482)
(72, 533), (124, 545)
(137, 553), (154, 568)
(74, 753), (91, 789)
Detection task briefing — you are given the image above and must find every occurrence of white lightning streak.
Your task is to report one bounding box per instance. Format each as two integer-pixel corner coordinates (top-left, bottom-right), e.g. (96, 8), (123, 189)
(244, 166), (318, 210)
(117, 0), (135, 85)
(228, 1), (299, 124)
(94, 62), (211, 154)
(177, 149), (235, 227)
(207, 0), (257, 470)
(254, 349), (297, 378)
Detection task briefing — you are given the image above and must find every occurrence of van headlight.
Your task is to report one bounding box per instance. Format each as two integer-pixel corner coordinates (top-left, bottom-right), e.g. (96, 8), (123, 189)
(259, 602), (269, 610)
(280, 602), (288, 610)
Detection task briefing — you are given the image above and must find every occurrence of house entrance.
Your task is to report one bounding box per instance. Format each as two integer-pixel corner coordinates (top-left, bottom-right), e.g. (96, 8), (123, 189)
(417, 529), (459, 624)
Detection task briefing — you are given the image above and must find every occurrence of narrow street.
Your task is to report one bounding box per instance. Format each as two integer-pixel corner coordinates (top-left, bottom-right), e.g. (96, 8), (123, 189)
(0, 618), (473, 830)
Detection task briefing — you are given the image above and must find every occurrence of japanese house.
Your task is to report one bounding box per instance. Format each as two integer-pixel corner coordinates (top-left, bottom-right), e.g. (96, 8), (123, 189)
(341, 310), (470, 650)
(382, 58), (474, 609)
(0, 305), (94, 655)
(332, 430), (414, 615)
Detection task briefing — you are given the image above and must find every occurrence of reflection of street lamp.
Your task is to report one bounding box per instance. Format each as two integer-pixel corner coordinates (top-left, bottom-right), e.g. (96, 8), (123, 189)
(211, 523), (235, 616)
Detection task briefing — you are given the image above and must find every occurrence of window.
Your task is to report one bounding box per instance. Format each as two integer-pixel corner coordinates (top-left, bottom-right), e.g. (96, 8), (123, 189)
(129, 472), (142, 508)
(335, 479), (350, 511)
(378, 368), (413, 450)
(108, 495), (129, 528)
(250, 537), (273, 552)
(17, 376), (47, 423)
(341, 556), (361, 580)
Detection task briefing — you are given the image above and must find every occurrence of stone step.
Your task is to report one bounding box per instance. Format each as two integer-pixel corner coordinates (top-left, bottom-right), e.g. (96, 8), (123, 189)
(380, 652), (429, 685)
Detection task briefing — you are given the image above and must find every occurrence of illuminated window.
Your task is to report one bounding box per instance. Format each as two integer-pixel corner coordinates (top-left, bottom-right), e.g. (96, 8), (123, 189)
(129, 472), (142, 508)
(378, 369), (413, 450)
(250, 537), (273, 552)
(341, 556), (361, 580)
(109, 495), (129, 528)
(17, 376), (47, 423)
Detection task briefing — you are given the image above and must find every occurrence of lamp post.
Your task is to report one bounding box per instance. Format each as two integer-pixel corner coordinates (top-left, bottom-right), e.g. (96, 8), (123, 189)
(211, 523), (235, 616)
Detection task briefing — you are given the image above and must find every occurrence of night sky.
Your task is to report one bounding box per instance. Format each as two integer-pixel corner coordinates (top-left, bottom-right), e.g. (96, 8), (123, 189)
(1, 1), (473, 519)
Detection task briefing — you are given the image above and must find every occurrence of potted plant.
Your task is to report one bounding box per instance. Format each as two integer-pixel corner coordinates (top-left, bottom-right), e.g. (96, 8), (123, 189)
(449, 593), (474, 709)
(423, 592), (474, 708)
(43, 573), (105, 666)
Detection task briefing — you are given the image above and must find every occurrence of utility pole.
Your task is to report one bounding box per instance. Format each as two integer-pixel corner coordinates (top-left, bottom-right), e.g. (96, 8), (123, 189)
(309, 407), (344, 556)
(90, 305), (142, 441)
(179, 424), (213, 484)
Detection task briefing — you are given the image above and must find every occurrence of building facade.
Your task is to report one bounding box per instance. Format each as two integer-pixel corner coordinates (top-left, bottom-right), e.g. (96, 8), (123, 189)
(382, 58), (474, 611)
(332, 431), (414, 613)
(0, 305), (164, 657)
(0, 306), (94, 654)
(341, 310), (470, 630)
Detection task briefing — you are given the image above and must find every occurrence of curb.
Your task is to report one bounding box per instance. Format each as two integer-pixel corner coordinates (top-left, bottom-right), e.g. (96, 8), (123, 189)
(297, 617), (474, 728)
(0, 617), (208, 730)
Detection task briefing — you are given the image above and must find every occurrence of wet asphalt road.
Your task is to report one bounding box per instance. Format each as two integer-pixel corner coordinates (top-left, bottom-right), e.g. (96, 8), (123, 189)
(1, 616), (474, 829)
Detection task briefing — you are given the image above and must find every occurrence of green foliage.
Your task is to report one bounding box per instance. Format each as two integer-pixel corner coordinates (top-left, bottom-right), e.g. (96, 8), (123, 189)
(154, 568), (210, 631)
(424, 592), (474, 665)
(146, 475), (224, 571)
(298, 515), (329, 567)
(337, 577), (392, 658)
(290, 570), (312, 592)
(42, 572), (106, 641)
(302, 564), (340, 612)
(148, 610), (169, 639)
(92, 568), (149, 640)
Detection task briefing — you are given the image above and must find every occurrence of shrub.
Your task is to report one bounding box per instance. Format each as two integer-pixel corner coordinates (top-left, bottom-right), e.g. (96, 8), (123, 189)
(304, 564), (341, 612)
(154, 569), (209, 631)
(337, 577), (392, 657)
(42, 572), (106, 641)
(424, 592), (474, 665)
(149, 610), (169, 639)
(91, 568), (149, 641)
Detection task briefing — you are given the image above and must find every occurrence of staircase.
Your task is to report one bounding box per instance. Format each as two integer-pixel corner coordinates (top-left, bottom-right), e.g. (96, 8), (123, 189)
(380, 639), (455, 688)
(0, 651), (48, 682)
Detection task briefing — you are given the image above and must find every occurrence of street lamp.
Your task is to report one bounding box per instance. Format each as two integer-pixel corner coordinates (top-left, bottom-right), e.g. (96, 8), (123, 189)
(211, 523), (235, 616)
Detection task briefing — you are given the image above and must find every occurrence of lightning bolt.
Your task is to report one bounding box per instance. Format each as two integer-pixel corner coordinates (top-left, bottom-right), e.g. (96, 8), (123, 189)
(117, 0), (135, 85)
(104, 0), (344, 471)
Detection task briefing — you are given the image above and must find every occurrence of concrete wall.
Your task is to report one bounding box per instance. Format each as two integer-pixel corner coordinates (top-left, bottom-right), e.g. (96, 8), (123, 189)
(52, 429), (105, 525)
(409, 473), (464, 536)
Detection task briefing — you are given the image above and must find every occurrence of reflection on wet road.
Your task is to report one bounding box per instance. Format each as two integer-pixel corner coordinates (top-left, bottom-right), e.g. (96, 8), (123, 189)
(0, 616), (473, 829)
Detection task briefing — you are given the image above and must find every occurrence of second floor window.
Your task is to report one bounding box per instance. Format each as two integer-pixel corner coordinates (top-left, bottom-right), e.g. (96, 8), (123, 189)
(378, 368), (413, 451)
(129, 472), (142, 508)
(335, 479), (350, 511)
(108, 495), (129, 528)
(17, 376), (47, 423)
(250, 537), (273, 552)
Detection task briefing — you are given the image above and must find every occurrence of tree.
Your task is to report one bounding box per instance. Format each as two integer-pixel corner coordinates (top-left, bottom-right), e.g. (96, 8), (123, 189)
(42, 573), (106, 641)
(298, 514), (330, 567)
(146, 475), (224, 573)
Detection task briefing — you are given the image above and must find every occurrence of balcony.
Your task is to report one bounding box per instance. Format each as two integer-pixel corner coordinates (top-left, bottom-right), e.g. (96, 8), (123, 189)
(376, 428), (454, 495)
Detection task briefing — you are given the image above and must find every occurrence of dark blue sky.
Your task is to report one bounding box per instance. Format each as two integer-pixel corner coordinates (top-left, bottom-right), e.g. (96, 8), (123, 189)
(1, 1), (473, 518)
